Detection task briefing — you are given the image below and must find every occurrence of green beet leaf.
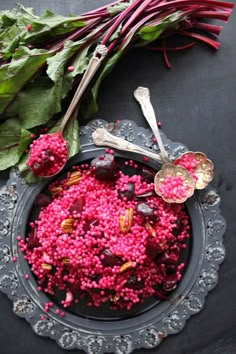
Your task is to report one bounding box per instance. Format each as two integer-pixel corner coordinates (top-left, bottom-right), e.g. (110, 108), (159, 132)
(0, 118), (31, 170)
(138, 12), (184, 43)
(47, 39), (86, 83)
(22, 9), (85, 45)
(0, 5), (39, 58)
(61, 43), (91, 99)
(63, 108), (80, 159)
(5, 75), (63, 129)
(0, 47), (54, 116)
(108, 1), (132, 16)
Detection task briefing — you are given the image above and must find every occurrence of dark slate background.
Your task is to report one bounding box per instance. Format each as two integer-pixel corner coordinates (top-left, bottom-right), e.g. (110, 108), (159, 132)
(0, 1), (235, 353)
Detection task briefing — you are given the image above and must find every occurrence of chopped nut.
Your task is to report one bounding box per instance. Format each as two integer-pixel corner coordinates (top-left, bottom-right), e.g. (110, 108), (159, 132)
(61, 219), (74, 233)
(159, 240), (168, 251)
(62, 257), (70, 265)
(119, 208), (133, 232)
(110, 295), (120, 302)
(49, 186), (63, 197)
(119, 261), (134, 273)
(145, 221), (156, 237)
(64, 171), (82, 186)
(41, 263), (52, 271)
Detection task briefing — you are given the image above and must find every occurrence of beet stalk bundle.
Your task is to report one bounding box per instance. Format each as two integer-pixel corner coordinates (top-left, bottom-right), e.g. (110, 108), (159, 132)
(0, 0), (233, 180)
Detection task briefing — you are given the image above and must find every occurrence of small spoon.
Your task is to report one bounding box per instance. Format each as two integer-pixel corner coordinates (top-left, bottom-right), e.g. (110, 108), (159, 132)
(92, 128), (162, 163)
(27, 44), (108, 178)
(134, 86), (195, 203)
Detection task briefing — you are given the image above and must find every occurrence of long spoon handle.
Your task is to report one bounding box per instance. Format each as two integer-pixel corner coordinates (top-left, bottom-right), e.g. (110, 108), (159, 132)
(60, 45), (108, 132)
(92, 128), (162, 163)
(134, 86), (169, 162)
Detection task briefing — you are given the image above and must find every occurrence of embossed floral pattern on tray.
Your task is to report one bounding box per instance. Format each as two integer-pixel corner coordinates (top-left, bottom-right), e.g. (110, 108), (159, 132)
(0, 119), (226, 354)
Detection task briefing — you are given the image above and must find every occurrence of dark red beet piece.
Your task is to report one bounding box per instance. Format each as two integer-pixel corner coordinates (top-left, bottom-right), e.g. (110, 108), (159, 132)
(145, 238), (162, 260)
(146, 237), (169, 259)
(118, 182), (135, 200)
(34, 193), (52, 207)
(69, 196), (85, 214)
(83, 218), (99, 233)
(32, 149), (53, 176)
(162, 274), (178, 292)
(156, 252), (177, 265)
(27, 227), (40, 249)
(172, 219), (183, 236)
(91, 154), (119, 180)
(141, 166), (155, 183)
(126, 275), (144, 289)
(100, 249), (121, 267)
(136, 202), (158, 222)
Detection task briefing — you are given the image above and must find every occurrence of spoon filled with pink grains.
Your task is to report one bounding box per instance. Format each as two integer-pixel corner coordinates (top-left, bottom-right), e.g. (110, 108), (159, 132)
(134, 86), (213, 202)
(26, 45), (108, 178)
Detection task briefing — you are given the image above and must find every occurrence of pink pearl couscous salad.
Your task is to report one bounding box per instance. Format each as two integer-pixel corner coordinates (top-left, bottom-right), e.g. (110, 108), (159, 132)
(19, 154), (190, 311)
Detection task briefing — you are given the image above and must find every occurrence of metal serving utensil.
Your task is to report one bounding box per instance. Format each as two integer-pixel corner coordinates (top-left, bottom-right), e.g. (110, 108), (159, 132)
(31, 44), (108, 178)
(92, 128), (162, 163)
(134, 86), (195, 203)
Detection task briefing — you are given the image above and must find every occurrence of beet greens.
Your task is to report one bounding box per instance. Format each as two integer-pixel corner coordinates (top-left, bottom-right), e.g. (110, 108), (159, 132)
(0, 0), (233, 180)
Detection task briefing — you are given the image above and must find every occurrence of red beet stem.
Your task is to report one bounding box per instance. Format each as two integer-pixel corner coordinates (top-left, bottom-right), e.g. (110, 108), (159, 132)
(192, 21), (222, 35)
(191, 10), (232, 21)
(79, 11), (110, 21)
(147, 41), (196, 51)
(162, 45), (172, 69)
(177, 30), (220, 49)
(121, 0), (155, 33)
(118, 12), (157, 50)
(148, 0), (234, 13)
(101, 0), (142, 45)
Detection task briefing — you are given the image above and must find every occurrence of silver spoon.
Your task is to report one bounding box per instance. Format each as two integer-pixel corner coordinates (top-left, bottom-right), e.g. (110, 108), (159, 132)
(92, 128), (162, 163)
(134, 86), (169, 163)
(134, 86), (195, 203)
(28, 44), (108, 178)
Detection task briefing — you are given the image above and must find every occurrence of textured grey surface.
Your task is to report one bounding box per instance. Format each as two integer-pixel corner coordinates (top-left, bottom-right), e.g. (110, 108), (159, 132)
(0, 1), (236, 354)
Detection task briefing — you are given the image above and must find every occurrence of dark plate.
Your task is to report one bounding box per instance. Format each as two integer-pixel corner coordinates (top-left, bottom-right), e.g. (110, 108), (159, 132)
(0, 119), (226, 354)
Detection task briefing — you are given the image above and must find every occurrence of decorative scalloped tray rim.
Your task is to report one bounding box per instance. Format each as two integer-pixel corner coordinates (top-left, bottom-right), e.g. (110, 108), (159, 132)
(0, 119), (226, 354)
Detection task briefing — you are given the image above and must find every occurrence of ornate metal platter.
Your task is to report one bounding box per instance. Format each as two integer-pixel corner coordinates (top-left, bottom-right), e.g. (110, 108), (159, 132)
(0, 119), (226, 354)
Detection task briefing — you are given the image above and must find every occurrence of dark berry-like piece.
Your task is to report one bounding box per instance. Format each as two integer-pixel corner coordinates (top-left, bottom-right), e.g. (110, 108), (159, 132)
(83, 218), (99, 233)
(172, 220), (183, 236)
(34, 193), (52, 207)
(163, 274), (178, 292)
(145, 238), (162, 260)
(27, 227), (40, 249)
(137, 202), (158, 222)
(141, 166), (155, 183)
(91, 154), (119, 180)
(156, 252), (177, 265)
(126, 274), (144, 289)
(100, 249), (121, 267)
(118, 182), (135, 200)
(69, 196), (85, 214)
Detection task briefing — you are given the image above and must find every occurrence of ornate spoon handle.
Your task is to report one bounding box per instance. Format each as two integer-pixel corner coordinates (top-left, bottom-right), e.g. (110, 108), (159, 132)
(60, 45), (108, 132)
(134, 86), (169, 162)
(92, 128), (162, 163)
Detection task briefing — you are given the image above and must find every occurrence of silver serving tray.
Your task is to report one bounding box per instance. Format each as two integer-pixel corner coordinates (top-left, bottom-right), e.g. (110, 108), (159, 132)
(0, 119), (226, 354)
